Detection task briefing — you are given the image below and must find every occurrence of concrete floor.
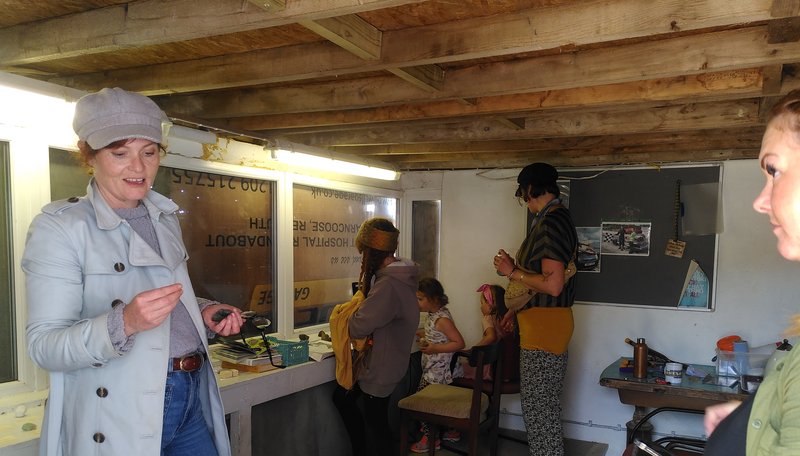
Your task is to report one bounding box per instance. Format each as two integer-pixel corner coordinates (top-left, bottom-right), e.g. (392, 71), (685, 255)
(406, 430), (609, 456)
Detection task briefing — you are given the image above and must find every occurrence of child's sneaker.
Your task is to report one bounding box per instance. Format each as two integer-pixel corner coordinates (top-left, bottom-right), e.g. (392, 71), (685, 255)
(442, 429), (461, 442)
(410, 435), (441, 453)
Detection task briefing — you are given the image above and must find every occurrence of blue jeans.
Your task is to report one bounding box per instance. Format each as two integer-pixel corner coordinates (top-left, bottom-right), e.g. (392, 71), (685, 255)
(161, 367), (218, 456)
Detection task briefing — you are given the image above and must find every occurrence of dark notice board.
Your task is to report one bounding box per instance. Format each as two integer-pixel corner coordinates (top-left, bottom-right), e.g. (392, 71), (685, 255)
(563, 164), (720, 309)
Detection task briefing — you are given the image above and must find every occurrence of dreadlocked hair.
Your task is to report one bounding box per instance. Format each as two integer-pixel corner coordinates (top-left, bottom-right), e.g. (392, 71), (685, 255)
(355, 217), (399, 297)
(359, 247), (395, 297)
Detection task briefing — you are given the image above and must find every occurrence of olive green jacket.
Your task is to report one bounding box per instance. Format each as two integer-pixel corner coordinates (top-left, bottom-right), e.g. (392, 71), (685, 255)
(747, 341), (800, 455)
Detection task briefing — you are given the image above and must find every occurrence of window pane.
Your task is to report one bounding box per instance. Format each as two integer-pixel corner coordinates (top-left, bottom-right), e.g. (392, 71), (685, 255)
(49, 149), (88, 200)
(48, 149), (276, 335)
(152, 168), (275, 334)
(411, 200), (440, 279)
(0, 142), (15, 383)
(292, 185), (397, 329)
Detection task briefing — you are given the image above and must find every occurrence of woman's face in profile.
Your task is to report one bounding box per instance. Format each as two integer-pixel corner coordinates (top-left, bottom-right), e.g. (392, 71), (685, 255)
(754, 115), (800, 260)
(89, 138), (160, 209)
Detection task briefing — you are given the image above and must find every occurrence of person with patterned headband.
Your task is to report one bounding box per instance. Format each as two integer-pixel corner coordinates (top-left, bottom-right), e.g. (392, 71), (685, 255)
(332, 217), (420, 456)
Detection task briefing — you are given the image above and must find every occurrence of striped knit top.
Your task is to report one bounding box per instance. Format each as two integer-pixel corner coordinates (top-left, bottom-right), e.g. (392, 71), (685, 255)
(515, 205), (577, 308)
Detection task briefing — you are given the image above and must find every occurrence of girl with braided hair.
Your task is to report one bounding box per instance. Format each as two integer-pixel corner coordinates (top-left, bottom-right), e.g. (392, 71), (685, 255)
(332, 217), (420, 456)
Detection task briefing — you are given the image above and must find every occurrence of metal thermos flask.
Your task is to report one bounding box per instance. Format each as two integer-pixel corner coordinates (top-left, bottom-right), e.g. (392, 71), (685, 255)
(633, 338), (648, 379)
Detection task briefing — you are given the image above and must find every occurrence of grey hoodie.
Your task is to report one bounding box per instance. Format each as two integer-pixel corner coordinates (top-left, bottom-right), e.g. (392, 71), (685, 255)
(348, 258), (420, 397)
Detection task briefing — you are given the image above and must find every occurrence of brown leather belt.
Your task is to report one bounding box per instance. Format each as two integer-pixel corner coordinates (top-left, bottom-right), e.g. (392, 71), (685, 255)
(170, 352), (205, 372)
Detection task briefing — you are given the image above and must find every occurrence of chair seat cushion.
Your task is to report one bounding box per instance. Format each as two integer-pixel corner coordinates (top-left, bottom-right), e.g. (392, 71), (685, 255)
(398, 384), (489, 419)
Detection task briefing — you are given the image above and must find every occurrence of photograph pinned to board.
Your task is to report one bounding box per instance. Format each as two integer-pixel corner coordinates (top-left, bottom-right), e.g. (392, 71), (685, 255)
(575, 227), (601, 273)
(600, 222), (652, 257)
(678, 259), (710, 308)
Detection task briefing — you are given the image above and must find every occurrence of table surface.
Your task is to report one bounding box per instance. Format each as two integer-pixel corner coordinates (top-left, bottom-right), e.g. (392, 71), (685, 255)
(600, 357), (748, 406)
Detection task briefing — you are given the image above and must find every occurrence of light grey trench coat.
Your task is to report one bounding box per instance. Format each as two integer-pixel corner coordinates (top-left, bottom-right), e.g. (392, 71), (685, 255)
(22, 179), (231, 456)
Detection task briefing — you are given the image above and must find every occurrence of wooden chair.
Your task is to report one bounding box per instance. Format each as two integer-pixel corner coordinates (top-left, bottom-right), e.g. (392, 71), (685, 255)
(622, 407), (705, 456)
(451, 333), (520, 394)
(450, 334), (523, 445)
(398, 342), (503, 456)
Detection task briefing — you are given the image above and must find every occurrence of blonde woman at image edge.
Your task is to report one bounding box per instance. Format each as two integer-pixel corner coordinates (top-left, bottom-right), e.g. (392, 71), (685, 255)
(703, 89), (800, 455)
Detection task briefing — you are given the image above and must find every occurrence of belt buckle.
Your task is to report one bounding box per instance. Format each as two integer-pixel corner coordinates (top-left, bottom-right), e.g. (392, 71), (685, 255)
(179, 353), (201, 372)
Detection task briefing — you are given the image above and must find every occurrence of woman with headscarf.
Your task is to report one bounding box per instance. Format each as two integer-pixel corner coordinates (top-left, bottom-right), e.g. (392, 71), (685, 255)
(332, 217), (419, 456)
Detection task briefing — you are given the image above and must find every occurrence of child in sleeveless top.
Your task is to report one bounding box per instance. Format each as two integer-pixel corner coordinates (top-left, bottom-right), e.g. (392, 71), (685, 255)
(411, 277), (465, 453)
(460, 283), (510, 380)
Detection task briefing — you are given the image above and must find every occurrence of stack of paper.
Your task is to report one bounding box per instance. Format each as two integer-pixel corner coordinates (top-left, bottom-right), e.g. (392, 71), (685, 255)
(212, 345), (283, 372)
(308, 340), (334, 362)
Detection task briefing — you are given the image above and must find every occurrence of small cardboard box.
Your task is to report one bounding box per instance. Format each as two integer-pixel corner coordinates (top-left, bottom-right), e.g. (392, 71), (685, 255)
(716, 349), (770, 377)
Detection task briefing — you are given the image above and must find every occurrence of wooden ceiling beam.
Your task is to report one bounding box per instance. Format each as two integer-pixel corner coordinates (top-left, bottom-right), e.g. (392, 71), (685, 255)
(386, 65), (445, 92)
(381, 0), (779, 64)
(285, 99), (762, 145)
(42, 0), (789, 94)
(246, 0), (286, 12)
(329, 129), (765, 156)
(762, 64), (785, 95)
(393, 149), (759, 171)
(223, 69), (764, 131)
(771, 0), (800, 17)
(299, 14), (382, 60)
(297, 13), (449, 94)
(0, 0), (420, 65)
(149, 25), (800, 116)
(379, 142), (760, 163)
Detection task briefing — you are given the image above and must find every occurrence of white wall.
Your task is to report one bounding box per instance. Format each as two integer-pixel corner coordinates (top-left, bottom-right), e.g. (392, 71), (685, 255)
(404, 160), (800, 455)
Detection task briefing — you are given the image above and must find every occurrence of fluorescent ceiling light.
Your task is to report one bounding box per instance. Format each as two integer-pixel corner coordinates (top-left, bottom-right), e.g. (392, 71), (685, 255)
(271, 148), (399, 181)
(167, 124), (217, 144)
(0, 82), (77, 145)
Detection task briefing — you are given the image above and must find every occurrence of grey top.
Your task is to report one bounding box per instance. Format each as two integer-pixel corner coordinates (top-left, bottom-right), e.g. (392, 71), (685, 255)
(111, 204), (204, 358)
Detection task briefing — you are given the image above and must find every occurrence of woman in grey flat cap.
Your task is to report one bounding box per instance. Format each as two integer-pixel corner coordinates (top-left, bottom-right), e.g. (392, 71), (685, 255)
(493, 162), (577, 456)
(22, 88), (242, 456)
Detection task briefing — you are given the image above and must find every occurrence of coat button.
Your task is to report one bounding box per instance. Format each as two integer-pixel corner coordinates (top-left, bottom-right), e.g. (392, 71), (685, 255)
(113, 262), (125, 272)
(93, 432), (105, 443)
(111, 299), (124, 308)
(752, 419), (762, 429)
(96, 387), (108, 398)
(67, 197), (79, 203)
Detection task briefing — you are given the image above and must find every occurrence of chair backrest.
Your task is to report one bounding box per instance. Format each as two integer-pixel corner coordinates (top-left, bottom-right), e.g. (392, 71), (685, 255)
(466, 342), (504, 419)
(497, 332), (520, 384)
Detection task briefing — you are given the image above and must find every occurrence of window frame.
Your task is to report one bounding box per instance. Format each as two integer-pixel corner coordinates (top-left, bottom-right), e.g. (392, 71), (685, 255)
(0, 78), (407, 402)
(401, 188), (442, 274)
(288, 173), (402, 334)
(4, 131), (59, 398)
(3, 135), (405, 397)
